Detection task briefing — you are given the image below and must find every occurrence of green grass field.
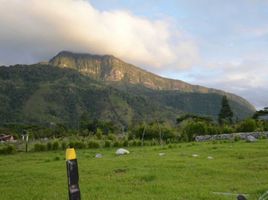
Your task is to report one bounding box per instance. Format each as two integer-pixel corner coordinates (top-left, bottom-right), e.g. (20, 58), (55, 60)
(1, 140), (268, 200)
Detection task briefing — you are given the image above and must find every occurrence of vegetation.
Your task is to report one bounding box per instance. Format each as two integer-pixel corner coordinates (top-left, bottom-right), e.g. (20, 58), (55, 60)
(0, 59), (255, 128)
(218, 95), (234, 125)
(1, 141), (268, 199)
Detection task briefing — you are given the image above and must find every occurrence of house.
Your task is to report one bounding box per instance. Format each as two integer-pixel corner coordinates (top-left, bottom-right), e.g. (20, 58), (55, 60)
(0, 134), (15, 142)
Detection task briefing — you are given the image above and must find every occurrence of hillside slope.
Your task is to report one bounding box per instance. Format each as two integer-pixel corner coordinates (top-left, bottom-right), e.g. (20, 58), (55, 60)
(0, 51), (255, 127)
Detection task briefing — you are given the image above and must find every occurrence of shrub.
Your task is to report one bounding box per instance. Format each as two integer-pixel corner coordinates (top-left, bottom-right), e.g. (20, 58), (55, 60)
(96, 128), (103, 140)
(136, 140), (142, 146)
(68, 141), (86, 149)
(88, 140), (100, 149)
(74, 141), (86, 149)
(129, 140), (136, 146)
(34, 143), (46, 152)
(234, 135), (240, 142)
(237, 119), (257, 132)
(182, 121), (207, 141)
(0, 145), (16, 154)
(113, 141), (120, 147)
(122, 140), (128, 147)
(52, 141), (59, 150)
(46, 142), (52, 151)
(61, 141), (67, 150)
(68, 141), (75, 148)
(107, 134), (116, 141)
(104, 140), (111, 148)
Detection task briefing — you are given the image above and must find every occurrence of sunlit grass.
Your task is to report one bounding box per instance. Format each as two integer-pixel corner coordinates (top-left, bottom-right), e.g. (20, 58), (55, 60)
(1, 140), (268, 200)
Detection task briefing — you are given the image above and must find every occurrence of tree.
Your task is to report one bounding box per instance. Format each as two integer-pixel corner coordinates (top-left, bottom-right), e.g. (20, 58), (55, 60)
(218, 95), (233, 125)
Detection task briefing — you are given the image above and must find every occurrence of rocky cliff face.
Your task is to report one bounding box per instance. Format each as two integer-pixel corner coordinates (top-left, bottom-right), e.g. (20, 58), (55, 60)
(49, 51), (212, 92)
(49, 51), (256, 114)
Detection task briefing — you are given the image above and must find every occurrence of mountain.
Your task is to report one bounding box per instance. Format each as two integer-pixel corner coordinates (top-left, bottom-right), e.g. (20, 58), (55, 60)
(0, 51), (255, 128)
(49, 51), (219, 92)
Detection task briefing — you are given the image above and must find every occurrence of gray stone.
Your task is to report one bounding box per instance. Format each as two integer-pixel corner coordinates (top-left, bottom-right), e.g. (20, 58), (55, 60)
(246, 135), (257, 142)
(95, 153), (103, 158)
(115, 148), (130, 155)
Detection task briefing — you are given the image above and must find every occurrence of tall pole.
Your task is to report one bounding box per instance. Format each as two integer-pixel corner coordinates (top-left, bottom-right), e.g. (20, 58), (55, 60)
(66, 148), (81, 200)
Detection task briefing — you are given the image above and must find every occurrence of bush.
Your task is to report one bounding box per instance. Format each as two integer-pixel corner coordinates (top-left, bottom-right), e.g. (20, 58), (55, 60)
(68, 141), (86, 149)
(237, 119), (257, 132)
(122, 140), (128, 147)
(136, 140), (142, 146)
(61, 141), (67, 150)
(52, 141), (59, 150)
(107, 134), (116, 141)
(113, 141), (120, 147)
(181, 121), (207, 141)
(34, 143), (46, 152)
(104, 140), (111, 148)
(88, 140), (100, 149)
(96, 128), (103, 140)
(74, 141), (86, 149)
(0, 145), (16, 155)
(46, 142), (52, 151)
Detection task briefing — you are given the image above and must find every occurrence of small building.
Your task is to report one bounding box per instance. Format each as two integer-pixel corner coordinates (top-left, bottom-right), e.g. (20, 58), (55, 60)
(0, 134), (15, 142)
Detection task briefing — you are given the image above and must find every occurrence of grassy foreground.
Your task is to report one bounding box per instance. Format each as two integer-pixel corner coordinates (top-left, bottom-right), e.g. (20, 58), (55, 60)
(1, 140), (268, 200)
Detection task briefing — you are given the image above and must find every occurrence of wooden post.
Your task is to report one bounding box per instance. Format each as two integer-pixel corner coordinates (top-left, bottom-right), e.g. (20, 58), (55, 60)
(66, 148), (81, 200)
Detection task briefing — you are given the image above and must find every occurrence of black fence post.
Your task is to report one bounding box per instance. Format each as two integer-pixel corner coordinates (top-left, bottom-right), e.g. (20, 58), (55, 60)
(66, 148), (81, 200)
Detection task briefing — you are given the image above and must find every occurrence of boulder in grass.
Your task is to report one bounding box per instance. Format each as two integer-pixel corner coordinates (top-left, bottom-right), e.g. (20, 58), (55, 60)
(115, 148), (130, 155)
(246, 135), (257, 142)
(95, 153), (103, 158)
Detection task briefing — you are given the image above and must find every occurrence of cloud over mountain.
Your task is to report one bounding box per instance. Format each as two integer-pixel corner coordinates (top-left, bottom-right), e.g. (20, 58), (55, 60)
(0, 0), (199, 69)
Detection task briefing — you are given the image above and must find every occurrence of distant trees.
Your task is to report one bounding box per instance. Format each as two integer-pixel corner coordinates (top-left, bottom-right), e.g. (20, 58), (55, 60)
(218, 95), (233, 125)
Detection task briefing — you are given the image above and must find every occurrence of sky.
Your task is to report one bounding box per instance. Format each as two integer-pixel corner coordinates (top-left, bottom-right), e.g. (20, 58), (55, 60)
(0, 0), (267, 109)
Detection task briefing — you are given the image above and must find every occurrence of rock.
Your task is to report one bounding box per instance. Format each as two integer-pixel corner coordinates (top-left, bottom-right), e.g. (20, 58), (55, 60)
(192, 154), (199, 157)
(115, 148), (130, 155)
(207, 156), (214, 160)
(246, 135), (257, 142)
(237, 194), (247, 200)
(95, 153), (103, 158)
(159, 153), (165, 156)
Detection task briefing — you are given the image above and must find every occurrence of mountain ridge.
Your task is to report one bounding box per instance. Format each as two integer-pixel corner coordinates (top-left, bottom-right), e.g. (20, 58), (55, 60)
(49, 51), (255, 111)
(0, 51), (256, 127)
(49, 51), (219, 92)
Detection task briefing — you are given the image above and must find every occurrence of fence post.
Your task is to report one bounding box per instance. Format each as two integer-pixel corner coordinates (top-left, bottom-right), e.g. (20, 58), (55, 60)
(66, 148), (81, 200)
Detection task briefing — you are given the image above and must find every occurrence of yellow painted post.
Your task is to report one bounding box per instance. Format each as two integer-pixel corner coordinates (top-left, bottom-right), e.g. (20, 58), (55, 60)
(66, 148), (81, 200)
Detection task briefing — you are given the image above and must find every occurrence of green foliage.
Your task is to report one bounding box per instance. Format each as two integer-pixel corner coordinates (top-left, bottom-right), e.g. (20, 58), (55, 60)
(34, 143), (46, 152)
(0, 63), (255, 129)
(132, 122), (175, 142)
(104, 140), (111, 148)
(113, 141), (120, 147)
(87, 140), (100, 149)
(0, 145), (16, 155)
(237, 119), (257, 132)
(181, 121), (207, 141)
(61, 141), (67, 150)
(95, 128), (103, 140)
(52, 141), (59, 150)
(218, 95), (234, 125)
(46, 142), (52, 151)
(122, 140), (129, 147)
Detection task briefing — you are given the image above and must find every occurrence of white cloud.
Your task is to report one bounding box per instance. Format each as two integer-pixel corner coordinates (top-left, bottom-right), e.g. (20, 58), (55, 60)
(0, 0), (199, 70)
(185, 59), (268, 109)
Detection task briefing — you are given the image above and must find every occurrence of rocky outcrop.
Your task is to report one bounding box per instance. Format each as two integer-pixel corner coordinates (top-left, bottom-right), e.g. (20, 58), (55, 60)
(195, 132), (268, 142)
